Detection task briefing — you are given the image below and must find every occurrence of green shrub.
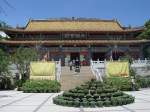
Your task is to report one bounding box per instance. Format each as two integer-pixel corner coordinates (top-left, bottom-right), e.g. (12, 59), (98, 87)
(102, 97), (110, 101)
(66, 100), (73, 106)
(0, 49), (13, 90)
(69, 88), (78, 93)
(117, 98), (123, 105)
(93, 94), (99, 99)
(53, 78), (134, 107)
(63, 92), (74, 97)
(96, 98), (101, 101)
(75, 86), (82, 90)
(136, 76), (150, 88)
(73, 100), (80, 107)
(90, 86), (96, 90)
(111, 97), (118, 106)
(82, 89), (89, 94)
(82, 98), (87, 101)
(15, 80), (23, 87)
(75, 98), (80, 101)
(90, 90), (95, 95)
(53, 97), (59, 104)
(77, 93), (85, 99)
(97, 89), (103, 94)
(126, 96), (135, 104)
(0, 75), (15, 90)
(104, 77), (139, 91)
(57, 95), (64, 100)
(112, 91), (123, 97)
(105, 93), (112, 98)
(82, 100), (89, 107)
(77, 90), (84, 93)
(15, 79), (26, 91)
(100, 93), (106, 98)
(104, 88), (117, 93)
(22, 80), (60, 93)
(96, 101), (103, 107)
(89, 101), (96, 107)
(103, 100), (111, 107)
(61, 100), (67, 106)
(80, 84), (89, 89)
(88, 98), (95, 102)
(63, 97), (73, 101)
(95, 81), (103, 85)
(86, 94), (92, 99)
(111, 95), (134, 106)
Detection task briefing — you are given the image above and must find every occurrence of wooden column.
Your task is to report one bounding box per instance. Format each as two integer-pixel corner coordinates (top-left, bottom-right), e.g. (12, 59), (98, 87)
(59, 45), (63, 65)
(87, 45), (92, 65)
(139, 44), (144, 59)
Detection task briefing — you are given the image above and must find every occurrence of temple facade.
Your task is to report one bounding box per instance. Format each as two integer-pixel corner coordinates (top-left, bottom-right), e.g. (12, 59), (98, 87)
(0, 18), (149, 66)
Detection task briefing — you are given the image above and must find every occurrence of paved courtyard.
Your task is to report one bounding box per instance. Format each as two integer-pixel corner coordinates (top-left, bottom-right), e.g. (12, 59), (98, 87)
(0, 89), (150, 112)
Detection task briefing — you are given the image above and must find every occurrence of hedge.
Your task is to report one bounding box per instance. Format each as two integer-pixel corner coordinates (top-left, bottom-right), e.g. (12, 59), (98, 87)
(136, 75), (150, 88)
(53, 79), (134, 107)
(104, 77), (139, 91)
(22, 80), (61, 93)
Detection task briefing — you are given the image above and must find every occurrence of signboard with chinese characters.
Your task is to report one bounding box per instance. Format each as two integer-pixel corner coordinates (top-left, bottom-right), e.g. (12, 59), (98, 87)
(63, 33), (86, 39)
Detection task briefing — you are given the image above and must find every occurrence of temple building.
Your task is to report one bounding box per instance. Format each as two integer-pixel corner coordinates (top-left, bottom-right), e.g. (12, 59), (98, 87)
(0, 18), (149, 66)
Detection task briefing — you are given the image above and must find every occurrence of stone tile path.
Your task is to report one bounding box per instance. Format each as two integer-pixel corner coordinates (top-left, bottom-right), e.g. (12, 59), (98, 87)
(0, 89), (150, 112)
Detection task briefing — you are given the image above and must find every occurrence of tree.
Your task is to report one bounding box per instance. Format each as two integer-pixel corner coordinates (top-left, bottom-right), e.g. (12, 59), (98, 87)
(0, 49), (14, 89)
(138, 19), (150, 39)
(0, 20), (11, 28)
(13, 47), (38, 81)
(0, 49), (9, 75)
(0, 21), (11, 41)
(143, 45), (150, 59)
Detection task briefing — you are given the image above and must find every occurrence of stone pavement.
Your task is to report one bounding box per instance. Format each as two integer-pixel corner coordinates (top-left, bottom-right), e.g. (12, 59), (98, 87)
(0, 89), (150, 112)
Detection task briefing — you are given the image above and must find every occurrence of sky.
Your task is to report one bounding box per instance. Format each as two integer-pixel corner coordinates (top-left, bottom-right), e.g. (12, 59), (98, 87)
(0, 0), (150, 27)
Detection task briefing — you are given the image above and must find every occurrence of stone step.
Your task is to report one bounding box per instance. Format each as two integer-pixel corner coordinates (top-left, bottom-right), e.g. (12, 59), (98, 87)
(60, 66), (94, 91)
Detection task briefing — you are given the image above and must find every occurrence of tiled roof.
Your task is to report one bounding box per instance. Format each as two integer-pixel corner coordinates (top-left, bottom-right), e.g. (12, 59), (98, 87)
(25, 19), (123, 31)
(1, 40), (149, 45)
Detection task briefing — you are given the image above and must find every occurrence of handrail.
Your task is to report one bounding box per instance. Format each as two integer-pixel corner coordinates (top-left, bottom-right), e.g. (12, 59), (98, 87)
(90, 60), (104, 81)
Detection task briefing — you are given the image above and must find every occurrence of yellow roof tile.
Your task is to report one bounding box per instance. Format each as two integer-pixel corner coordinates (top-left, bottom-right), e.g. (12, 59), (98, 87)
(25, 19), (123, 31)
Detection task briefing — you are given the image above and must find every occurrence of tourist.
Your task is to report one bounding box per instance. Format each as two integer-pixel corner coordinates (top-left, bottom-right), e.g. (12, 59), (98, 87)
(72, 59), (75, 68)
(131, 76), (136, 91)
(75, 58), (80, 73)
(65, 57), (68, 66)
(69, 60), (73, 71)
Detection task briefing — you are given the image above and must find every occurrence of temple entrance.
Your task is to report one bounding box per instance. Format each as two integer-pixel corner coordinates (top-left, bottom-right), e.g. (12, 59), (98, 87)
(92, 52), (105, 61)
(112, 51), (125, 60)
(70, 52), (80, 61)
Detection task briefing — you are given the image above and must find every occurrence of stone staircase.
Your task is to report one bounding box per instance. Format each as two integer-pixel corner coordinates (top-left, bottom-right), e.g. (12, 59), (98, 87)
(60, 66), (94, 91)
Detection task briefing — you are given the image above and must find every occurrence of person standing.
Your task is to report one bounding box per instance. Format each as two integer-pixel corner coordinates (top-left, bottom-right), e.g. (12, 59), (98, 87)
(75, 58), (80, 73)
(72, 59), (75, 69)
(131, 76), (136, 91)
(69, 60), (73, 71)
